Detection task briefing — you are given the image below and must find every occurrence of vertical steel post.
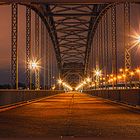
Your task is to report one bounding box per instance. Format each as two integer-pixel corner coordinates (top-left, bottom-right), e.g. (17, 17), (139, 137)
(35, 13), (40, 90)
(11, 3), (18, 89)
(111, 4), (117, 88)
(41, 21), (45, 89)
(124, 2), (131, 70)
(104, 12), (109, 89)
(47, 36), (50, 89)
(26, 7), (31, 89)
(50, 43), (53, 88)
(46, 30), (49, 89)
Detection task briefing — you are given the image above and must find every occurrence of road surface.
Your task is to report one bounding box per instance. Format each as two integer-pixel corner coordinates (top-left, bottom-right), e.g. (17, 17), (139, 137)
(0, 92), (140, 139)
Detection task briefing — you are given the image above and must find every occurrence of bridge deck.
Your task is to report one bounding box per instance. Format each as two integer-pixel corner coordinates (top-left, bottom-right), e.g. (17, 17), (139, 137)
(0, 92), (140, 139)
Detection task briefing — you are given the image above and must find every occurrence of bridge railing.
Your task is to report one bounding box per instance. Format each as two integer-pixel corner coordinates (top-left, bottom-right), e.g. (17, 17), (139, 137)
(0, 90), (64, 107)
(84, 89), (140, 107)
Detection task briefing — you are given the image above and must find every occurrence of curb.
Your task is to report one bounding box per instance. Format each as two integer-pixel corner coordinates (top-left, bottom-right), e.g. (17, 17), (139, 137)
(0, 94), (59, 113)
(86, 93), (140, 113)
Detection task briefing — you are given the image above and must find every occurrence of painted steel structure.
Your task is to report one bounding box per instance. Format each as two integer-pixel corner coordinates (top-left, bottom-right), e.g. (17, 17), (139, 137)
(1, 0), (139, 88)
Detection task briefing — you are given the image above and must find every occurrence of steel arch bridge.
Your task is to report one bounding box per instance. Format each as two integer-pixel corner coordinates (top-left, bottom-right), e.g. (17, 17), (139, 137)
(0, 0), (140, 89)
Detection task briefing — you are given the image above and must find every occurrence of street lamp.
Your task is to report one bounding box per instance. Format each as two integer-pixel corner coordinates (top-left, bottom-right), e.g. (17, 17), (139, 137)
(124, 34), (140, 75)
(94, 69), (102, 89)
(30, 60), (40, 90)
(58, 79), (63, 90)
(136, 68), (140, 88)
(119, 68), (128, 89)
(129, 71), (134, 88)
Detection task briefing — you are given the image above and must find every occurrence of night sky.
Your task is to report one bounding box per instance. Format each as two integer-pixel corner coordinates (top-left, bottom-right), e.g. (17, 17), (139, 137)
(0, 4), (140, 84)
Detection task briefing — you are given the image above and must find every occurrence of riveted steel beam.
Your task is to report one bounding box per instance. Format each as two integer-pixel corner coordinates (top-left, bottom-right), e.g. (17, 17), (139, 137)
(1, 0), (139, 4)
(25, 6), (31, 89)
(124, 2), (131, 70)
(35, 13), (40, 90)
(11, 3), (18, 89)
(111, 4), (117, 88)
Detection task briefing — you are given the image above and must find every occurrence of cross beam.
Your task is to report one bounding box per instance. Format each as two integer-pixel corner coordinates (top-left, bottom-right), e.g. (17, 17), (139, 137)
(0, 0), (140, 4)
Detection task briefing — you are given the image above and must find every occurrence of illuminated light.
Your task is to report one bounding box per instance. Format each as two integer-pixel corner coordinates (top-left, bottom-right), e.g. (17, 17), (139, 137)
(125, 68), (129, 72)
(86, 77), (91, 83)
(58, 79), (63, 84)
(30, 60), (39, 70)
(94, 69), (102, 77)
(103, 77), (106, 80)
(110, 74), (113, 77)
(136, 68), (140, 73)
(83, 81), (87, 85)
(137, 36), (140, 43)
(52, 85), (56, 90)
(109, 79), (113, 82)
(117, 75), (122, 79)
(122, 74), (126, 78)
(92, 83), (95, 87)
(58, 81), (73, 91)
(130, 71), (134, 76)
(119, 68), (123, 72)
(113, 77), (117, 80)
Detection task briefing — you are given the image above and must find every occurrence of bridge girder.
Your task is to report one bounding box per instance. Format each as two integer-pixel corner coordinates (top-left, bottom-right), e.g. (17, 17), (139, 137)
(1, 0), (138, 85)
(0, 0), (140, 4)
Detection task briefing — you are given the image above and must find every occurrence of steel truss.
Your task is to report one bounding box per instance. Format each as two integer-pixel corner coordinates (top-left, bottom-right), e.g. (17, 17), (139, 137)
(104, 13), (109, 78)
(35, 13), (40, 90)
(124, 2), (131, 70)
(84, 4), (108, 74)
(41, 21), (45, 89)
(26, 7), (31, 89)
(47, 4), (108, 80)
(11, 3), (18, 89)
(8, 2), (110, 84)
(111, 4), (117, 78)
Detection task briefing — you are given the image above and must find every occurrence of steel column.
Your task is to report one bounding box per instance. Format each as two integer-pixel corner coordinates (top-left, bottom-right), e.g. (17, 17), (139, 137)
(11, 3), (18, 89)
(96, 28), (99, 70)
(41, 21), (45, 89)
(46, 30), (49, 89)
(47, 36), (50, 89)
(35, 13), (40, 90)
(111, 5), (117, 74)
(111, 4), (117, 88)
(124, 2), (131, 70)
(104, 12), (109, 88)
(26, 7), (31, 89)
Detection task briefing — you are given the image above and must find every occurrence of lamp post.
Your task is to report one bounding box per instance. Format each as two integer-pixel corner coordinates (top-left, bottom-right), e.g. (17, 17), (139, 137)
(129, 71), (134, 88)
(58, 79), (63, 90)
(119, 68), (128, 89)
(136, 68), (140, 88)
(30, 60), (40, 90)
(94, 69), (102, 89)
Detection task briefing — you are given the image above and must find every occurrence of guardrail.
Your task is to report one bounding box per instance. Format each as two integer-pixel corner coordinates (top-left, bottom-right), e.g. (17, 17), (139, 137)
(84, 89), (140, 106)
(0, 90), (64, 106)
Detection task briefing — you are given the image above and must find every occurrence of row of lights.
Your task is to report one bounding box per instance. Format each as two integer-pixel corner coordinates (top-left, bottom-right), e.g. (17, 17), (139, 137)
(75, 77), (91, 91)
(75, 67), (140, 90)
(29, 61), (73, 91)
(75, 69), (102, 90)
(58, 79), (73, 91)
(107, 68), (140, 83)
(28, 59), (140, 90)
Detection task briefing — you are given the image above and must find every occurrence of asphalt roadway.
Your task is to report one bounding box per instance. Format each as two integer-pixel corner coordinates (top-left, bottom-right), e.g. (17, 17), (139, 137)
(0, 92), (140, 140)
